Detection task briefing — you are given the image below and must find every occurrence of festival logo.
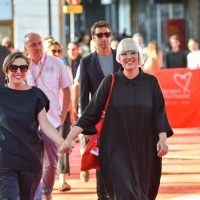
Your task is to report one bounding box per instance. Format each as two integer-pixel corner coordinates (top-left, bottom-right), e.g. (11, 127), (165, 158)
(161, 71), (193, 100)
(173, 72), (192, 93)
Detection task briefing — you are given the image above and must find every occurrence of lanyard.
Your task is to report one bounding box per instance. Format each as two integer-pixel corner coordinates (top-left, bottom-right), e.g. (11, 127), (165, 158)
(31, 54), (47, 86)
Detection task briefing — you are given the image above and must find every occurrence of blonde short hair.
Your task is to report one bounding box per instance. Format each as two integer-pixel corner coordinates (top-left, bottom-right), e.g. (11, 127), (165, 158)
(116, 38), (144, 65)
(47, 40), (63, 50)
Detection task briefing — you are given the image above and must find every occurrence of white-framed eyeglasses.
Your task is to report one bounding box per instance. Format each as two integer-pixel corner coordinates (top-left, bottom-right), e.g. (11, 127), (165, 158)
(120, 51), (138, 58)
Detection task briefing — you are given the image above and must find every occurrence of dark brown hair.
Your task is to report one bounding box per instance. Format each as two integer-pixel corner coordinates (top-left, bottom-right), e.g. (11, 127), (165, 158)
(188, 37), (199, 44)
(90, 21), (111, 35)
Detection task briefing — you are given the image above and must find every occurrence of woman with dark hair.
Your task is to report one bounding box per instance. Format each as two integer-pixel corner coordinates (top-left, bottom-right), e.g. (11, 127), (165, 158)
(0, 52), (66, 200)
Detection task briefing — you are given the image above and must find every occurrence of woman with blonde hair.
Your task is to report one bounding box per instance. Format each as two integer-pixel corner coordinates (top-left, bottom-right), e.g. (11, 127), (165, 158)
(46, 40), (74, 191)
(61, 38), (173, 200)
(143, 40), (163, 75)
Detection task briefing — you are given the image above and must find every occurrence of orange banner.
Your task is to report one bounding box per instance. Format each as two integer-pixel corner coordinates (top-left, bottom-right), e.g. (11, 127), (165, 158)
(156, 68), (200, 128)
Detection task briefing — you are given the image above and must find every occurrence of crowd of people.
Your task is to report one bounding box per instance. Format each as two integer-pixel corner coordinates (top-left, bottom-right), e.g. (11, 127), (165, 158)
(1, 19), (199, 199)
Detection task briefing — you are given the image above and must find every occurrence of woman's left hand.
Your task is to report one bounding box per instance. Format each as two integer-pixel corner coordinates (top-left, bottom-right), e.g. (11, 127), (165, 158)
(156, 139), (168, 157)
(58, 126), (83, 154)
(59, 139), (75, 154)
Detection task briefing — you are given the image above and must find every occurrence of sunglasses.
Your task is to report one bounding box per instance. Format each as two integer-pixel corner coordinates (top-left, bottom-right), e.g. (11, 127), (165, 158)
(51, 49), (62, 53)
(120, 51), (138, 58)
(94, 32), (111, 38)
(9, 65), (28, 73)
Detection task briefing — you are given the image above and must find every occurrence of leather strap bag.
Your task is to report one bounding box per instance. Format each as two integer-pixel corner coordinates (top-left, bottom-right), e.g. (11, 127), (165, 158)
(80, 74), (114, 171)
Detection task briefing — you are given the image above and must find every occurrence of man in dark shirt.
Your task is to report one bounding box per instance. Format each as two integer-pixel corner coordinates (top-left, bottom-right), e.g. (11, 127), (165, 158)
(67, 42), (82, 79)
(0, 44), (10, 85)
(165, 35), (187, 68)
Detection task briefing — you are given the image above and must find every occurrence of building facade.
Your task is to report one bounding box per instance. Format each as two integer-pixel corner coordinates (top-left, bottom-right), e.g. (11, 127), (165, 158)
(0, 0), (200, 52)
(0, 0), (65, 51)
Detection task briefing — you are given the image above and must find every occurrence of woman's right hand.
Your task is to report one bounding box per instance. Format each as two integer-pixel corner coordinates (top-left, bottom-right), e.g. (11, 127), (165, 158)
(59, 126), (83, 154)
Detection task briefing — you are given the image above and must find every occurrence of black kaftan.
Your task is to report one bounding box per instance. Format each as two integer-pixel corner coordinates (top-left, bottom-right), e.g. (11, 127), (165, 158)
(76, 68), (173, 200)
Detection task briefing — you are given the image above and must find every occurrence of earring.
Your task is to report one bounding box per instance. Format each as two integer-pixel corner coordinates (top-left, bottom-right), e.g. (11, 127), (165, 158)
(5, 76), (9, 85)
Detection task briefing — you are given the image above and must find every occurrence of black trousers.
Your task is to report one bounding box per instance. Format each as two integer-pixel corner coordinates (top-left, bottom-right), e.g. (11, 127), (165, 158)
(96, 170), (109, 200)
(0, 167), (42, 200)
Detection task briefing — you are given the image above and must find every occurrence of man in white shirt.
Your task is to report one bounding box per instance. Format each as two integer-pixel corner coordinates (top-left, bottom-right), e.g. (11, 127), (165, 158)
(132, 32), (147, 60)
(24, 32), (71, 200)
(187, 38), (200, 69)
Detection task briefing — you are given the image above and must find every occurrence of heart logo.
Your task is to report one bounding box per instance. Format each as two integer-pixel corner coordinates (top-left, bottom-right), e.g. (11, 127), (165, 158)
(173, 72), (192, 93)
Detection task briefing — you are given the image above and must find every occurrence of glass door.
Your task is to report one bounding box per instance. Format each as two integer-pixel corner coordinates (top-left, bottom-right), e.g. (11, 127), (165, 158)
(0, 22), (13, 42)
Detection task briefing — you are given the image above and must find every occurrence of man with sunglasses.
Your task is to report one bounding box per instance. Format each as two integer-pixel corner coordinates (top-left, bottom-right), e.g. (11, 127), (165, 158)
(77, 21), (121, 200)
(24, 32), (71, 200)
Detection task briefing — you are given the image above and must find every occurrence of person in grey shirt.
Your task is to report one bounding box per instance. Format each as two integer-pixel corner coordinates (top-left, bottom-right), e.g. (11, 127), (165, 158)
(75, 21), (121, 200)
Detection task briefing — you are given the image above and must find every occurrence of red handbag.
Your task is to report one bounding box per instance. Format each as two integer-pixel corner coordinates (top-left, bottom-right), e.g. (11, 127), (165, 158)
(80, 74), (115, 171)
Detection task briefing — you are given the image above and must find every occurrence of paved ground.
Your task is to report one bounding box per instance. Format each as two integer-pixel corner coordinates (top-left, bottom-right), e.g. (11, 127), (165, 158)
(52, 128), (200, 200)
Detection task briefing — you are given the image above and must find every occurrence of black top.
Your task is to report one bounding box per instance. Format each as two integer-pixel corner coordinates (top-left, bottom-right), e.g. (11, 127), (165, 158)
(77, 68), (173, 199)
(0, 45), (10, 85)
(0, 86), (49, 171)
(165, 50), (187, 68)
(79, 50), (121, 113)
(67, 55), (82, 79)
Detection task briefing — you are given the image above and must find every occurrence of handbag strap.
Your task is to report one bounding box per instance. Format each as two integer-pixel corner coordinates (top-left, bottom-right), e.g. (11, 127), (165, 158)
(94, 74), (114, 146)
(103, 74), (114, 112)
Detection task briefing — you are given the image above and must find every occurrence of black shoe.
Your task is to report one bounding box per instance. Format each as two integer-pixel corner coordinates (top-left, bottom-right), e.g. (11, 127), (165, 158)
(97, 197), (109, 200)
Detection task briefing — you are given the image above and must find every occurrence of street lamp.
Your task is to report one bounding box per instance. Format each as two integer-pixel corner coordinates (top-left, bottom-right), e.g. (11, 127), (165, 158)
(64, 0), (83, 42)
(48, 0), (52, 35)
